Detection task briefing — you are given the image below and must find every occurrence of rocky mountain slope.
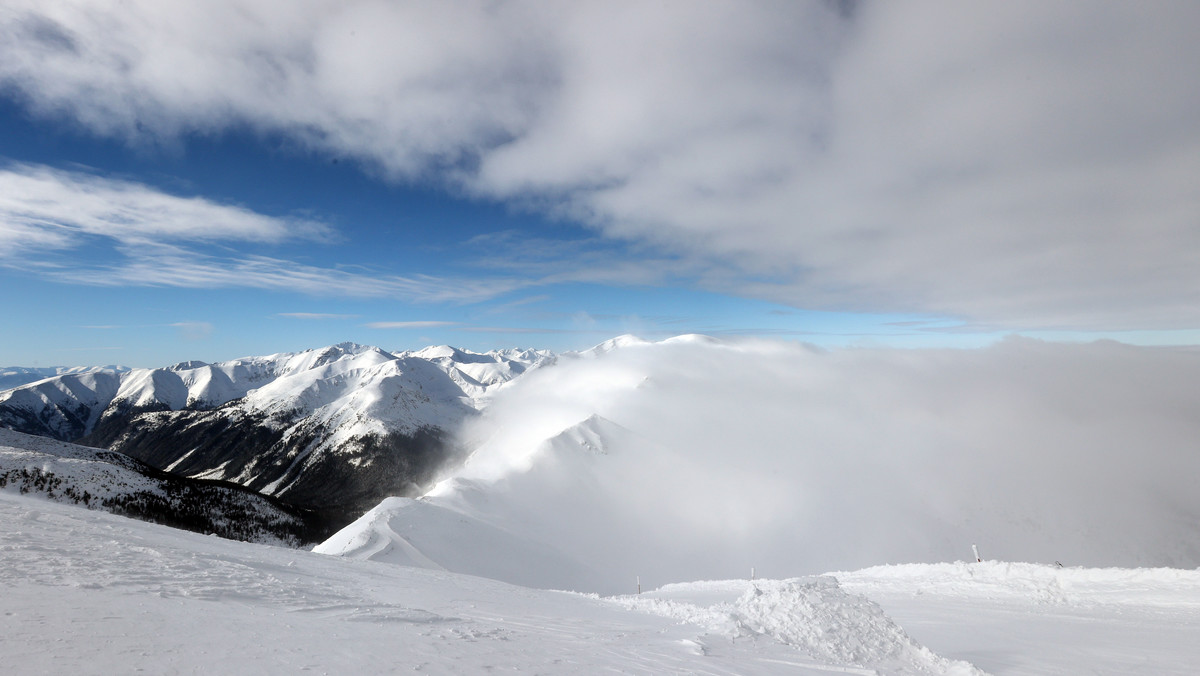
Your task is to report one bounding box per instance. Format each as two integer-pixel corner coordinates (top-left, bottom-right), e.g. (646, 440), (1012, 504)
(0, 428), (311, 545)
(0, 342), (552, 534)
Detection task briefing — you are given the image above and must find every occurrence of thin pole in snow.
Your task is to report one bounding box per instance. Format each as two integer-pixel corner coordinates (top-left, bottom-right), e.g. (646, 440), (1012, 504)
(637, 576), (641, 595)
(751, 566), (755, 580)
(972, 544), (981, 563)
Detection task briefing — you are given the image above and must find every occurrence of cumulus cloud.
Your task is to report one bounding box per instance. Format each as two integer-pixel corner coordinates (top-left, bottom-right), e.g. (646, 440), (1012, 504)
(2, 2), (1198, 328)
(438, 337), (1200, 589)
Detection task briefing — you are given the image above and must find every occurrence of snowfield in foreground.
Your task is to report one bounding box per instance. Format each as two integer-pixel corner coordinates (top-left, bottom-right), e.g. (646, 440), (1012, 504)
(3, 492), (1199, 675)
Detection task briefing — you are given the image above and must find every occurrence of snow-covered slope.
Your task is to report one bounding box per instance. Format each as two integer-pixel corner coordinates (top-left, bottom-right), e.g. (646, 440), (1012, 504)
(5, 492), (1199, 675)
(321, 335), (1200, 594)
(0, 365), (129, 392)
(0, 342), (549, 530)
(0, 370), (125, 439)
(0, 428), (309, 545)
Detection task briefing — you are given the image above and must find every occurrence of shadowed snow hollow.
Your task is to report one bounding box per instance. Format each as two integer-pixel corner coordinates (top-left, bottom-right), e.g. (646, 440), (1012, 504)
(321, 336), (1200, 594)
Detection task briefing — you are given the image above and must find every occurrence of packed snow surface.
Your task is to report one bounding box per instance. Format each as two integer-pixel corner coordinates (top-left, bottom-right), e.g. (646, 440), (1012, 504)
(6, 492), (1200, 674)
(0, 492), (964, 674)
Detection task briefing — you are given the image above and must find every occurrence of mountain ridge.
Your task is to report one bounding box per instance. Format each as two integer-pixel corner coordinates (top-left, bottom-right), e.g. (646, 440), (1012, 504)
(0, 341), (554, 534)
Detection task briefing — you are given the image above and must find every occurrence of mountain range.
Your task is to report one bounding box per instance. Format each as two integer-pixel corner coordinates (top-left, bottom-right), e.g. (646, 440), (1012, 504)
(0, 342), (552, 539)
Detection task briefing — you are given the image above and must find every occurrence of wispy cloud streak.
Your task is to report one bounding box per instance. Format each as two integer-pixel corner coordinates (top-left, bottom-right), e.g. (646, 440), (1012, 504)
(0, 163), (328, 253)
(365, 321), (457, 329)
(41, 244), (531, 304)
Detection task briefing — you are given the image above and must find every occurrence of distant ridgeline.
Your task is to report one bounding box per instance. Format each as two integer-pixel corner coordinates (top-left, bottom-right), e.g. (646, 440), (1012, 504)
(0, 343), (553, 543)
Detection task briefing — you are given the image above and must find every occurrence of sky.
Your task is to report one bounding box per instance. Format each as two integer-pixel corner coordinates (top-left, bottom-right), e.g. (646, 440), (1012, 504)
(1, 0), (1198, 367)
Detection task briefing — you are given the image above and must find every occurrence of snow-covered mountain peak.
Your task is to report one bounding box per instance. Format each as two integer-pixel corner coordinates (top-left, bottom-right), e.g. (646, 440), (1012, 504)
(542, 414), (631, 457)
(0, 341), (560, 523)
(661, 333), (722, 346)
(277, 342), (392, 375)
(411, 344), (468, 361)
(404, 344), (555, 406)
(579, 334), (650, 357)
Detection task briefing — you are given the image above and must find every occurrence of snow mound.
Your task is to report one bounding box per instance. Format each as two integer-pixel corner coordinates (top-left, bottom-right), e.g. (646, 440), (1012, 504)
(619, 577), (981, 675)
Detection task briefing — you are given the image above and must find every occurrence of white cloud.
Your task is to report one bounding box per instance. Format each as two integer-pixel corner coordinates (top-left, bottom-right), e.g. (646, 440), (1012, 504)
(40, 242), (531, 304)
(444, 336), (1200, 585)
(0, 163), (532, 302)
(169, 321), (213, 341)
(2, 2), (1198, 329)
(365, 321), (457, 329)
(0, 163), (328, 253)
(277, 313), (358, 320)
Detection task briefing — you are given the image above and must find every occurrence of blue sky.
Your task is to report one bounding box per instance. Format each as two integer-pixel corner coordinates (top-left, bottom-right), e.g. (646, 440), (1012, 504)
(1, 1), (1198, 367)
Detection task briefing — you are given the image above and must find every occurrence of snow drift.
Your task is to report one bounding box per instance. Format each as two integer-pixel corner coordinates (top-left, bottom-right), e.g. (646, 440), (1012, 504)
(321, 335), (1200, 593)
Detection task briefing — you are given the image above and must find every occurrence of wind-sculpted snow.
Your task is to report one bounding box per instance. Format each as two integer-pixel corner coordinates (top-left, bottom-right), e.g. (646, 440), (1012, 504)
(617, 578), (982, 675)
(314, 494), (606, 591)
(325, 335), (1200, 594)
